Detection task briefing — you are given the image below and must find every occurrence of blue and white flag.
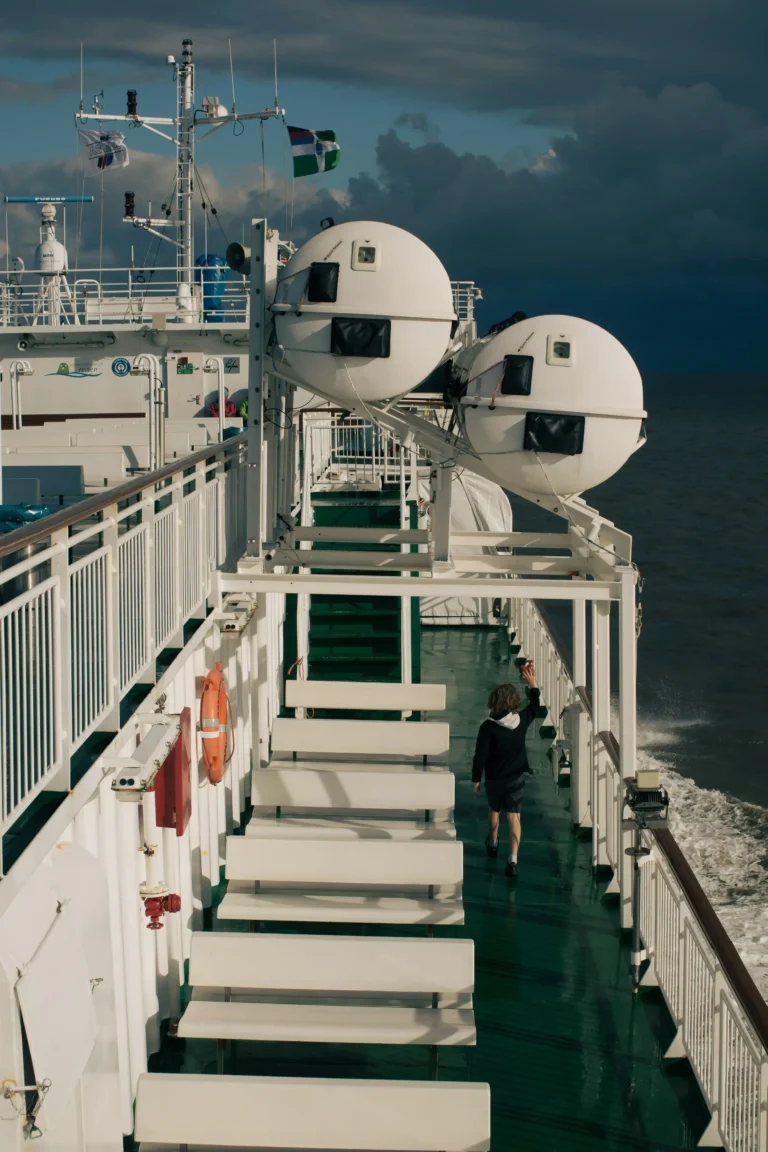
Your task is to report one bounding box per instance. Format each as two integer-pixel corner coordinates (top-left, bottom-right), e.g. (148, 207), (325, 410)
(78, 129), (130, 177)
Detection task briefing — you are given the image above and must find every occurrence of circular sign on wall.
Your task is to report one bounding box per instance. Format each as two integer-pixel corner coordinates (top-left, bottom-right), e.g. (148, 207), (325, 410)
(112, 357), (131, 377)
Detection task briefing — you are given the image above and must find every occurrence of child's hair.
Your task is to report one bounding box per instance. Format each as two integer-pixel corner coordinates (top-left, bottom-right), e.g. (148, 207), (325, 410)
(488, 683), (521, 714)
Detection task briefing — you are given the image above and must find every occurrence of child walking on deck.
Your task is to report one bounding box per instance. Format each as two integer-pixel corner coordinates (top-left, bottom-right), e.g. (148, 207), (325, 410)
(472, 664), (540, 877)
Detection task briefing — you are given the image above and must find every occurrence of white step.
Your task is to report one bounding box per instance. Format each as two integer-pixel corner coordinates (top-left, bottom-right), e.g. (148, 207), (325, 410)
(245, 816), (455, 841)
(177, 1001), (476, 1046)
(135, 1072), (490, 1150)
(216, 889), (464, 925)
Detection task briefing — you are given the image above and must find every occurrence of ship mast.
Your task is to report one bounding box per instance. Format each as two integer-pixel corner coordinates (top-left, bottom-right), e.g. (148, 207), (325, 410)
(176, 39), (195, 318)
(74, 38), (284, 322)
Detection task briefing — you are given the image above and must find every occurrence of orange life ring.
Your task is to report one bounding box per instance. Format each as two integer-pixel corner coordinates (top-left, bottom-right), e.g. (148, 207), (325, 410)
(200, 662), (233, 784)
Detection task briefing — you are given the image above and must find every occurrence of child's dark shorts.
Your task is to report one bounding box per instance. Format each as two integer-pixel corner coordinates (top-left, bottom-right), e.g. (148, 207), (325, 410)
(486, 775), (526, 814)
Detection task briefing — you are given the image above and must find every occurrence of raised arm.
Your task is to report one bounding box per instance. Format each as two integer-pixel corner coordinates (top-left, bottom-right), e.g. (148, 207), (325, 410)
(519, 664), (541, 728)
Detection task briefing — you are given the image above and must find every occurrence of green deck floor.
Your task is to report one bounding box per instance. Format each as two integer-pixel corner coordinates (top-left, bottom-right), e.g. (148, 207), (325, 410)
(152, 626), (708, 1150)
(426, 626), (708, 1151)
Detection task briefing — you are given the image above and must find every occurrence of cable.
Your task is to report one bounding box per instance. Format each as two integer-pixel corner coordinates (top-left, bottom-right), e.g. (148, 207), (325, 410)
(193, 164), (229, 244)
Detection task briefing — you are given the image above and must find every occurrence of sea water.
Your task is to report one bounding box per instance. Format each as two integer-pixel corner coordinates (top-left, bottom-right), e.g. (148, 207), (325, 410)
(508, 374), (768, 992)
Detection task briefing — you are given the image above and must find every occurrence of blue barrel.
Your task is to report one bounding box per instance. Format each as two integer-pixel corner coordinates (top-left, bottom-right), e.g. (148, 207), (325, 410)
(0, 503), (50, 534)
(195, 255), (229, 321)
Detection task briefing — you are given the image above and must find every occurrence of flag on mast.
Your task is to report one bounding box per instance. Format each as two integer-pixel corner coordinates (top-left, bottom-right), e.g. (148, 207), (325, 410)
(288, 126), (340, 177)
(78, 129), (130, 176)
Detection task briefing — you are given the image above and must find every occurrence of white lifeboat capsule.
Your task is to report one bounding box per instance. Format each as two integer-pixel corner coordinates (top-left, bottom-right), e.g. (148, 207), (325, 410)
(272, 221), (456, 405)
(459, 314), (646, 497)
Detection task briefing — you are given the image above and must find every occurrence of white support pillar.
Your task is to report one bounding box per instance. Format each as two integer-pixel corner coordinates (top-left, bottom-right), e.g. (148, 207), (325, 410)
(592, 600), (611, 870)
(618, 568), (638, 928)
(399, 442), (413, 698)
(573, 599), (586, 688)
(430, 464), (452, 564)
(569, 596), (591, 828)
(245, 219), (277, 559)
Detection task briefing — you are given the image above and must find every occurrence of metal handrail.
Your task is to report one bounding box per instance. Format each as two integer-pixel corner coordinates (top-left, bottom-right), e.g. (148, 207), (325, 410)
(595, 722), (768, 1053)
(0, 432), (247, 560)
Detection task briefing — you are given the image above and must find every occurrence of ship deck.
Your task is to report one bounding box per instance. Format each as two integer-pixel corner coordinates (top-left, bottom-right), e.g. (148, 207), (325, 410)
(152, 626), (708, 1151)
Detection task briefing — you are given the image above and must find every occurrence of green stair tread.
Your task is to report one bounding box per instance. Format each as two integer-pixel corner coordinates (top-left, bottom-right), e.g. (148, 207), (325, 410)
(310, 603), (400, 619)
(309, 623), (401, 640)
(309, 647), (400, 662)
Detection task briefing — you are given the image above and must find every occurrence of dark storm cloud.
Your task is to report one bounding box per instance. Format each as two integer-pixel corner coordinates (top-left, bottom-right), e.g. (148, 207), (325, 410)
(2, 71), (766, 370)
(0, 0), (765, 119)
(334, 82), (768, 368)
(394, 113), (440, 141)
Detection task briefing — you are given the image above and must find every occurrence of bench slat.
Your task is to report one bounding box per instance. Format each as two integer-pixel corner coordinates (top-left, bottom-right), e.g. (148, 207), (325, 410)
(264, 759), (449, 772)
(245, 816), (455, 841)
(189, 933), (474, 994)
(216, 891), (465, 925)
(271, 718), (450, 757)
(177, 1002), (476, 1046)
(250, 769), (454, 811)
(135, 1073), (490, 1151)
(225, 837), (463, 886)
(285, 681), (446, 712)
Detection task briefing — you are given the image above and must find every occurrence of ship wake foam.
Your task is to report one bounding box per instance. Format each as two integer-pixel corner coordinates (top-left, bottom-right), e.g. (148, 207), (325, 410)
(636, 719), (768, 999)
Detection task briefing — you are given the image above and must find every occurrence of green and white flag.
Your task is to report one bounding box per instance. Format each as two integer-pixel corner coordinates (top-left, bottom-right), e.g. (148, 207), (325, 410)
(288, 126), (340, 177)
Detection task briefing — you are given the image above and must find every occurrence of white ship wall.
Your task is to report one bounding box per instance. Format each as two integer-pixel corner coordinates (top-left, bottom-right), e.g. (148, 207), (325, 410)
(0, 331), (249, 424)
(0, 592), (287, 1152)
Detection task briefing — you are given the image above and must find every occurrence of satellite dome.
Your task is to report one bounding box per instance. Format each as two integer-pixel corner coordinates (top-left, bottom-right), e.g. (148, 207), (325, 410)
(272, 221), (456, 405)
(459, 315), (645, 497)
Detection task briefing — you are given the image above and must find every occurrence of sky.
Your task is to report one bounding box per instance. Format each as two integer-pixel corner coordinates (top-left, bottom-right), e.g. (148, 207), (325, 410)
(0, 0), (765, 373)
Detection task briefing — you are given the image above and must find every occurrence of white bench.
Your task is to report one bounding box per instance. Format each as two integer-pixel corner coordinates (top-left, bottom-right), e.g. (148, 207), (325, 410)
(245, 816), (456, 840)
(217, 838), (463, 926)
(177, 932), (475, 1064)
(186, 932), (473, 998)
(285, 680), (446, 713)
(271, 717), (450, 759)
(249, 766), (454, 812)
(217, 890), (464, 926)
(225, 837), (462, 887)
(135, 1072), (491, 1151)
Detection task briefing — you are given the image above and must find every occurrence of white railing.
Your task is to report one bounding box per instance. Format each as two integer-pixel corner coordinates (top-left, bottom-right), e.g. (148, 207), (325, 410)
(0, 266), (248, 327)
(0, 435), (247, 867)
(508, 596), (768, 1151)
(303, 414), (422, 488)
(451, 280), (481, 322)
(0, 268), (475, 330)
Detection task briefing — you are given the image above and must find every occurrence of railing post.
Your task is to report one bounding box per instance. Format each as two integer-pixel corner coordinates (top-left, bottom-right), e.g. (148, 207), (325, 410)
(618, 568), (638, 928)
(216, 454), (226, 571)
(50, 526), (72, 787)
(704, 968), (726, 1148)
(592, 600), (611, 870)
(666, 900), (689, 1059)
(245, 218), (273, 560)
(100, 502), (121, 733)
(144, 490), (157, 679)
(759, 1053), (768, 1152)
(169, 473), (184, 648)
(196, 459), (207, 609)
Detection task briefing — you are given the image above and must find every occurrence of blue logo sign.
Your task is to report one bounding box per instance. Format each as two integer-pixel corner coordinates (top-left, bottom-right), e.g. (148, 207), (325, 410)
(112, 357), (131, 377)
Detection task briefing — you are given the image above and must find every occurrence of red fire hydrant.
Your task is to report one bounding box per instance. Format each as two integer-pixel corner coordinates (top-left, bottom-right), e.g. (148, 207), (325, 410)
(142, 892), (182, 930)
